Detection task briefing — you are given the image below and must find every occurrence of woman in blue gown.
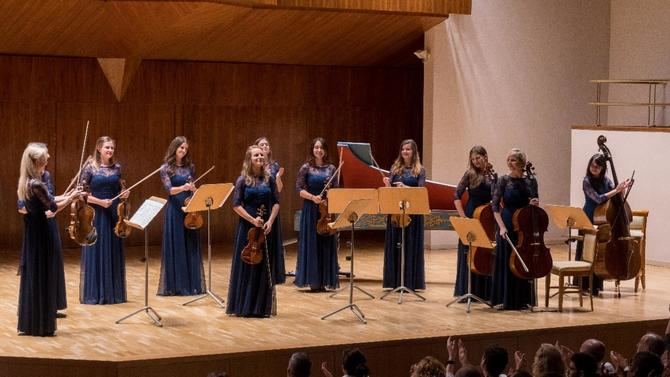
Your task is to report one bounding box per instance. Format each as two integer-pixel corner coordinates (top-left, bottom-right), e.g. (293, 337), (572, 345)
(255, 136), (286, 284)
(382, 139), (426, 291)
(575, 153), (629, 295)
(227, 145), (280, 317)
(490, 148), (538, 310)
(295, 137), (339, 291)
(80, 136), (128, 304)
(17, 143), (77, 336)
(157, 136), (205, 296)
(453, 145), (493, 300)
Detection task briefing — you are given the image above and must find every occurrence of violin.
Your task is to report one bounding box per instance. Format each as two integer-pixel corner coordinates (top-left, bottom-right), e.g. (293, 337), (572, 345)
(183, 165), (215, 230)
(67, 121), (98, 246)
(315, 162), (343, 236)
(114, 179), (132, 238)
(242, 206), (266, 265)
(509, 162), (552, 280)
(470, 162), (497, 276)
(369, 153), (411, 228)
(592, 136), (640, 281)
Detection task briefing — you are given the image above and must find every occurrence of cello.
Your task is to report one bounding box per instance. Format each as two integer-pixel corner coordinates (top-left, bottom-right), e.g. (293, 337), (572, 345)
(592, 135), (640, 282)
(470, 163), (497, 276)
(509, 162), (552, 280)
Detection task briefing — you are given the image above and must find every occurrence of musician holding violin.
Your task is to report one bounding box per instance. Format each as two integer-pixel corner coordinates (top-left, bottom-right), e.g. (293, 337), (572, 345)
(80, 136), (129, 305)
(453, 145), (493, 300)
(295, 137), (340, 292)
(382, 139), (426, 291)
(255, 136), (286, 284)
(16, 143), (81, 336)
(576, 153), (631, 294)
(227, 145), (280, 317)
(157, 136), (206, 296)
(490, 148), (538, 310)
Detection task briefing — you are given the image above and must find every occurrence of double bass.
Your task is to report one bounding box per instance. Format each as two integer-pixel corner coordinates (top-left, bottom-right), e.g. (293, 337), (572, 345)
(509, 162), (552, 280)
(470, 163), (497, 276)
(592, 135), (640, 282)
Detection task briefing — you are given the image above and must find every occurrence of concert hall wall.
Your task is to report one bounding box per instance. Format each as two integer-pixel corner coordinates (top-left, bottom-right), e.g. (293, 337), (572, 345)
(0, 55), (423, 250)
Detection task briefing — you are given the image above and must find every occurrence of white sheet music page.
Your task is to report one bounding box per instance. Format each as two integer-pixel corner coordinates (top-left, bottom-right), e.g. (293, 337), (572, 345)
(126, 196), (167, 230)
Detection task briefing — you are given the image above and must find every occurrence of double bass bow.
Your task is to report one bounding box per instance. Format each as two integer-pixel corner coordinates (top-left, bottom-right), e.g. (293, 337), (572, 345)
(592, 135), (640, 281)
(470, 163), (497, 276)
(316, 161), (344, 236)
(183, 165), (215, 230)
(508, 162), (552, 280)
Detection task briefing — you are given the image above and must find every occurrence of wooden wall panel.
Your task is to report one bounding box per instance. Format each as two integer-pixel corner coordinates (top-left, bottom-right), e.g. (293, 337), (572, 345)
(0, 55), (422, 250)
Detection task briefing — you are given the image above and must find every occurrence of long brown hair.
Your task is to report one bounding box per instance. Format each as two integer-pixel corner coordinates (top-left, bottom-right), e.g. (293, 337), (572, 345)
(307, 137), (331, 166)
(164, 136), (193, 175)
(241, 145), (268, 186)
(87, 136), (115, 169)
(466, 145), (489, 188)
(390, 139), (422, 176)
(254, 136), (274, 164)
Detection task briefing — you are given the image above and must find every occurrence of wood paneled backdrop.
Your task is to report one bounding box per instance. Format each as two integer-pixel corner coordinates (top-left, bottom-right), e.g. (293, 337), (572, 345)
(0, 55), (422, 250)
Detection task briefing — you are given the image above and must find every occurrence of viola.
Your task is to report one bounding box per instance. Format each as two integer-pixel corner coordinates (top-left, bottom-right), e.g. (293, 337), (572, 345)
(315, 162), (343, 236)
(509, 162), (552, 280)
(592, 135), (640, 281)
(114, 179), (132, 238)
(470, 163), (497, 276)
(242, 206), (266, 265)
(68, 183), (98, 246)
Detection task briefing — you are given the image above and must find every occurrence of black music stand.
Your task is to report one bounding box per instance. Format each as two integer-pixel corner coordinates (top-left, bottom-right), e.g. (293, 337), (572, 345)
(182, 183), (234, 309)
(116, 196), (167, 327)
(321, 198), (374, 324)
(446, 216), (494, 313)
(378, 187), (430, 304)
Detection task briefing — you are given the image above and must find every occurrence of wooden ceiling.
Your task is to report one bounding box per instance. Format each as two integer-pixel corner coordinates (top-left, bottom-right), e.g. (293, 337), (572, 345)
(0, 0), (470, 66)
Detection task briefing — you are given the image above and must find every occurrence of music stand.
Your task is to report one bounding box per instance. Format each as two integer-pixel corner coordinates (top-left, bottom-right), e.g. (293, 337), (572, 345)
(321, 191), (376, 324)
(545, 205), (595, 261)
(378, 187), (430, 304)
(182, 183), (234, 308)
(116, 196), (167, 327)
(446, 217), (494, 313)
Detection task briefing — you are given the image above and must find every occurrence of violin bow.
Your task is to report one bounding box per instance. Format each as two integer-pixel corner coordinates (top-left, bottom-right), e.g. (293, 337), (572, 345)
(317, 161), (344, 197)
(62, 120), (91, 196)
(369, 151), (388, 183)
(191, 165), (215, 185)
(110, 166), (162, 201)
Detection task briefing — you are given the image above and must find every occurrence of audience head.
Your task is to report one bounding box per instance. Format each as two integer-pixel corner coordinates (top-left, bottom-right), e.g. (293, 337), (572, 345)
(568, 352), (597, 377)
(637, 332), (665, 356)
(455, 365), (483, 377)
(630, 351), (663, 377)
(287, 352), (311, 377)
(579, 339), (606, 362)
(342, 348), (369, 377)
(481, 345), (508, 377)
(532, 344), (565, 377)
(410, 356), (446, 377)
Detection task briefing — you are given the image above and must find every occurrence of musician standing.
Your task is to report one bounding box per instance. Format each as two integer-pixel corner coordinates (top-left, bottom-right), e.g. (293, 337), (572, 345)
(576, 154), (630, 295)
(453, 145), (493, 300)
(255, 136), (286, 284)
(227, 145), (280, 317)
(17, 143), (77, 335)
(490, 148), (537, 310)
(295, 137), (339, 292)
(80, 136), (128, 304)
(382, 139), (426, 291)
(157, 136), (205, 296)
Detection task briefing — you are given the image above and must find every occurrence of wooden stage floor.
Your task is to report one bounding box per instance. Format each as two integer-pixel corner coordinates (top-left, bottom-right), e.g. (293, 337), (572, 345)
(1, 238), (668, 377)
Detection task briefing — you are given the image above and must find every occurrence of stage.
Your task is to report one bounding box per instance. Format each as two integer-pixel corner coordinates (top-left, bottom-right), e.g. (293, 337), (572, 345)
(1, 238), (667, 377)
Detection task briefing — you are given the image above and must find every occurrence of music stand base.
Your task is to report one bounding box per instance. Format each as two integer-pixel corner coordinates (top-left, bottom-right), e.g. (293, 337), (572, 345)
(183, 289), (225, 308)
(321, 303), (366, 324)
(446, 293), (492, 313)
(116, 306), (163, 327)
(329, 284), (374, 299)
(380, 286), (425, 304)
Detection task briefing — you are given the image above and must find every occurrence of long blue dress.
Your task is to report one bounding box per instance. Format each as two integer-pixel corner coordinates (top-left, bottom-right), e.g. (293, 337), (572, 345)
(80, 163), (126, 304)
(490, 175), (537, 310)
(18, 171), (67, 310)
(383, 167), (426, 290)
(226, 175), (280, 317)
(575, 176), (614, 294)
(157, 163), (205, 296)
(18, 179), (59, 336)
(268, 161), (286, 284)
(294, 163), (340, 291)
(453, 171), (493, 299)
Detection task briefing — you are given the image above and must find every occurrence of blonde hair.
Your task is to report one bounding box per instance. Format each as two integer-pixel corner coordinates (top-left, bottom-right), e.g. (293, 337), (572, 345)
(241, 145), (268, 186)
(391, 139), (422, 177)
(507, 148), (527, 170)
(17, 143), (49, 201)
(87, 136), (115, 169)
(532, 344), (565, 377)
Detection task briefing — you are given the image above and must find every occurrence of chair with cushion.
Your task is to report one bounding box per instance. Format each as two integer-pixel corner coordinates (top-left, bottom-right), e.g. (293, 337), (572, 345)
(630, 209), (649, 292)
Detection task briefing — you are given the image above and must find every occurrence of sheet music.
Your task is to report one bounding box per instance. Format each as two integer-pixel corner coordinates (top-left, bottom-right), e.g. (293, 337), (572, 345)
(126, 196), (167, 230)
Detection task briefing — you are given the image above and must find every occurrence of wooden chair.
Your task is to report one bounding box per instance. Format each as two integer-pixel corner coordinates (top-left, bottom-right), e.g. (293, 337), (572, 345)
(630, 209), (649, 292)
(545, 232), (596, 312)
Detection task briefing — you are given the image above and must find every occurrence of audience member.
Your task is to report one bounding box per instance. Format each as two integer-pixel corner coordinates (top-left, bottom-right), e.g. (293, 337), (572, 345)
(532, 344), (565, 377)
(288, 352), (312, 377)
